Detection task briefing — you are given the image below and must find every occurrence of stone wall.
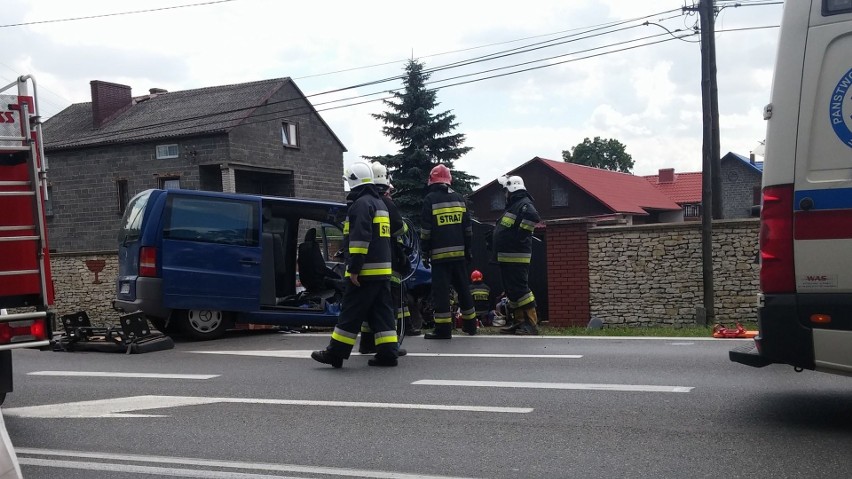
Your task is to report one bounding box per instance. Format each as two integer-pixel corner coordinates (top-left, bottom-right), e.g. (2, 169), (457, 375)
(49, 251), (118, 325)
(587, 219), (759, 327)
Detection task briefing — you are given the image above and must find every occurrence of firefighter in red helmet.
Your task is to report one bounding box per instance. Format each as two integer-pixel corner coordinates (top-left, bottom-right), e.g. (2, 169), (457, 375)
(469, 270), (491, 326)
(420, 164), (477, 338)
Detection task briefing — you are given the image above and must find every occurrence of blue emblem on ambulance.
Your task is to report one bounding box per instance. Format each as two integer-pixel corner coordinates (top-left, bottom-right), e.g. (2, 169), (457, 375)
(830, 67), (852, 149)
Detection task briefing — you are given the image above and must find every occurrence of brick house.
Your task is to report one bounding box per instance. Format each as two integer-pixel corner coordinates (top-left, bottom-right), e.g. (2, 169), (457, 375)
(643, 168), (703, 220)
(644, 152), (763, 220)
(41, 78), (346, 252)
(468, 157), (683, 225)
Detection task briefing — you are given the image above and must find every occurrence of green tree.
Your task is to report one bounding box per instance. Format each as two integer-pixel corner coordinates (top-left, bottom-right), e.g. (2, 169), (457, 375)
(364, 59), (476, 222)
(562, 136), (634, 173)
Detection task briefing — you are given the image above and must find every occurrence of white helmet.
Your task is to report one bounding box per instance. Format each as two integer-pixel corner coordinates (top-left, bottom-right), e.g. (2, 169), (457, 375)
(371, 162), (390, 187)
(498, 175), (526, 193)
(343, 161), (374, 190)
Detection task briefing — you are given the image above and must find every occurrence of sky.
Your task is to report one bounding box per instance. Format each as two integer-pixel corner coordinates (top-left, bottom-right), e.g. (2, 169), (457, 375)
(1, 0), (783, 186)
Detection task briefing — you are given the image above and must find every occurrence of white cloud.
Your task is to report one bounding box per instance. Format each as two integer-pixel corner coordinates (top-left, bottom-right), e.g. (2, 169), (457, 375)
(1, 0), (784, 187)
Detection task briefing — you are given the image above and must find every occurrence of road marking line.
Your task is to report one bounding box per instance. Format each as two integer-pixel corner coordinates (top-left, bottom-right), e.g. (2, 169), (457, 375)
(3, 395), (533, 418)
(28, 371), (218, 380)
(19, 458), (304, 479)
(293, 333), (743, 341)
(669, 342), (696, 346)
(413, 379), (693, 393)
(187, 350), (580, 359)
(17, 449), (484, 479)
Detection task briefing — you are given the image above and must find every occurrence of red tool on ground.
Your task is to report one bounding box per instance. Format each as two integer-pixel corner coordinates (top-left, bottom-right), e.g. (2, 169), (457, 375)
(713, 323), (758, 339)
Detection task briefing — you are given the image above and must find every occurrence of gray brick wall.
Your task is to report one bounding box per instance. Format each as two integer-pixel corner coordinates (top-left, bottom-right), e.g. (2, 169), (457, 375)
(720, 158), (761, 219)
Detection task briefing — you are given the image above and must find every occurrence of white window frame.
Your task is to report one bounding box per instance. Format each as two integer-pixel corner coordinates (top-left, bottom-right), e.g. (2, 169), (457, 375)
(282, 122), (299, 148)
(159, 177), (181, 190)
(156, 144), (179, 159)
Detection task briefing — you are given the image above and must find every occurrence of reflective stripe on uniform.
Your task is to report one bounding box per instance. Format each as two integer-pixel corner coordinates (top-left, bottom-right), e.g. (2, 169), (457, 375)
(460, 307), (477, 321)
(396, 306), (410, 319)
(516, 291), (535, 307)
(374, 330), (398, 345)
(331, 327), (357, 345)
(343, 221), (349, 234)
(360, 323), (373, 333)
(359, 262), (392, 276)
(499, 212), (517, 228)
(433, 312), (453, 324)
(349, 240), (370, 254)
(432, 245), (465, 260)
(497, 252), (531, 263)
(431, 201), (466, 214)
(520, 219), (536, 232)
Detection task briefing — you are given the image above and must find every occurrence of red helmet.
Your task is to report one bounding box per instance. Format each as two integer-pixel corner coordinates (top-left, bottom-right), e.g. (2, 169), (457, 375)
(470, 270), (483, 282)
(428, 164), (452, 185)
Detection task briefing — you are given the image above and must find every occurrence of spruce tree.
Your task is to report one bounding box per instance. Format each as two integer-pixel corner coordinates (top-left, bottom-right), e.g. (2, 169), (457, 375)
(364, 59), (476, 222)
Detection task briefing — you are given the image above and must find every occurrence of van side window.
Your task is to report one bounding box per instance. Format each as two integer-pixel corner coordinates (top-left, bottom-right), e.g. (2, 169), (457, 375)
(119, 190), (151, 243)
(164, 196), (259, 247)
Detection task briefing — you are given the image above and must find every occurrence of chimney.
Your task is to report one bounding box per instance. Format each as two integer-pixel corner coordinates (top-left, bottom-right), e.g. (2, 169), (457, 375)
(149, 88), (168, 94)
(90, 80), (132, 129)
(750, 153), (756, 165)
(658, 168), (675, 184)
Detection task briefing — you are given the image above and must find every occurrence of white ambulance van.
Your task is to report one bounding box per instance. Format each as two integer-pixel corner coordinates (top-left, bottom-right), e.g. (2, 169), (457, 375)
(731, 0), (852, 376)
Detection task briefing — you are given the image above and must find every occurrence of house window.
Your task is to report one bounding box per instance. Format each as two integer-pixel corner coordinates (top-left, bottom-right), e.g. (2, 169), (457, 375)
(156, 144), (179, 159)
(282, 122), (299, 148)
(490, 192), (504, 211)
(551, 183), (569, 207)
(159, 176), (181, 190)
(116, 179), (129, 215)
(43, 185), (53, 217)
(683, 204), (702, 218)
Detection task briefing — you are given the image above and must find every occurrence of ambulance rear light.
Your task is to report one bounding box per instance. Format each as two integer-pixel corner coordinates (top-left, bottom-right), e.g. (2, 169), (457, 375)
(759, 185), (795, 294)
(139, 246), (158, 277)
(0, 318), (47, 345)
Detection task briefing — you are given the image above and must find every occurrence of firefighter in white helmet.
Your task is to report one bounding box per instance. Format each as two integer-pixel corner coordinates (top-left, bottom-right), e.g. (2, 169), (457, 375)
(311, 161), (399, 367)
(357, 162), (417, 355)
(493, 175), (541, 335)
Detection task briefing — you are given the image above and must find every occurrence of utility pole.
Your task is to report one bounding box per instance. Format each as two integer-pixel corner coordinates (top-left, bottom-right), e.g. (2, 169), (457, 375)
(684, 0), (718, 324)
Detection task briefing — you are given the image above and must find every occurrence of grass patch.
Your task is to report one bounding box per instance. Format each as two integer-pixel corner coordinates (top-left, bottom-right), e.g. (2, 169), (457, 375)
(477, 321), (759, 337)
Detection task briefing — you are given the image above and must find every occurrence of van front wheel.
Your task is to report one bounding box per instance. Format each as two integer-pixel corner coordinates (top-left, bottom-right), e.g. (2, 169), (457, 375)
(178, 309), (230, 341)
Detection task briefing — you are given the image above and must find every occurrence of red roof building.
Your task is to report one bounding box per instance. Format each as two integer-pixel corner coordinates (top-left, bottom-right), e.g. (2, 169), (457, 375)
(643, 168), (703, 220)
(469, 157), (683, 224)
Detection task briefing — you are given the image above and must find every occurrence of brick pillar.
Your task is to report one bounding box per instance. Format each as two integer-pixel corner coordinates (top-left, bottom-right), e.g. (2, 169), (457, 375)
(546, 220), (591, 327)
(221, 165), (235, 193)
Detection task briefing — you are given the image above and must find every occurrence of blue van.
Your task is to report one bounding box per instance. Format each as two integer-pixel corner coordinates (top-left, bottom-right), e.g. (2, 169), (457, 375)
(113, 189), (430, 340)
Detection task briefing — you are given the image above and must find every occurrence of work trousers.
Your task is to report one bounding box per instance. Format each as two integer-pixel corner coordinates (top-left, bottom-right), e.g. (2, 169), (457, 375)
(328, 280), (398, 360)
(499, 263), (536, 311)
(431, 261), (476, 332)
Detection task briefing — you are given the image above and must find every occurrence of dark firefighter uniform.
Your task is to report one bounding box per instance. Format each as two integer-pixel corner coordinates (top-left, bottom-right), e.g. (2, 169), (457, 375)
(359, 194), (409, 353)
(493, 188), (541, 335)
(470, 279), (491, 322)
(314, 184), (398, 366)
(420, 184), (477, 338)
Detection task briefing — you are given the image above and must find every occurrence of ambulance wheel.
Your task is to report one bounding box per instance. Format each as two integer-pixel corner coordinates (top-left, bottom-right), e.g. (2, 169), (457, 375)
(179, 309), (230, 341)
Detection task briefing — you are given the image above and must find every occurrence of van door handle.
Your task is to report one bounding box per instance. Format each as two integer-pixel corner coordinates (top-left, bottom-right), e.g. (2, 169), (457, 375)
(240, 258), (260, 265)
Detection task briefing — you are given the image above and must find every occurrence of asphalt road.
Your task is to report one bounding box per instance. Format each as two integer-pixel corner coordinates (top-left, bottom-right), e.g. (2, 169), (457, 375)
(2, 331), (851, 479)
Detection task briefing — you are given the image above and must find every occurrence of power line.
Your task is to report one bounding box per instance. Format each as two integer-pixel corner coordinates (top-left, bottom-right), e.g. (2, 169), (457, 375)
(0, 0), (238, 28)
(50, 23), (779, 147)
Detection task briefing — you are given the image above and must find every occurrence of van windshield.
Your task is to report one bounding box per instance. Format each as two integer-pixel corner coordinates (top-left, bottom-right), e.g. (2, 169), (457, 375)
(119, 190), (152, 244)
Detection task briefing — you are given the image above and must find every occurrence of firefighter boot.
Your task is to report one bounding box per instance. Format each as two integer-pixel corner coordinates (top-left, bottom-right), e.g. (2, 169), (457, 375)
(499, 308), (521, 334)
(311, 350), (343, 368)
(358, 332), (376, 354)
(514, 307), (540, 336)
(369, 344), (399, 367)
(424, 323), (452, 340)
(461, 319), (478, 336)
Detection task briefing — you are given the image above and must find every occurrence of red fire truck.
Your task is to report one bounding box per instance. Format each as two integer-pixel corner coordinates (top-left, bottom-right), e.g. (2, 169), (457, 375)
(0, 75), (54, 405)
